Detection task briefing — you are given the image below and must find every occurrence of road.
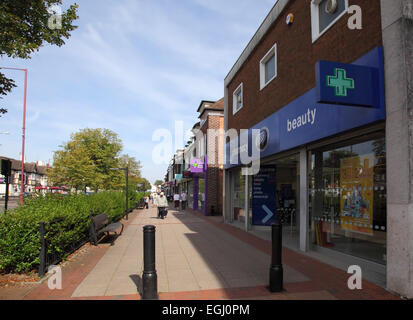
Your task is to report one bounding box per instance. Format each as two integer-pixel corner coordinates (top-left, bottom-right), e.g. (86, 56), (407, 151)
(0, 196), (20, 212)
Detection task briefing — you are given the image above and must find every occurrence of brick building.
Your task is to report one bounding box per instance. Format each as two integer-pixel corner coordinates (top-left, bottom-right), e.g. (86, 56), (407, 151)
(222, 0), (413, 298)
(167, 99), (224, 215)
(199, 98), (225, 216)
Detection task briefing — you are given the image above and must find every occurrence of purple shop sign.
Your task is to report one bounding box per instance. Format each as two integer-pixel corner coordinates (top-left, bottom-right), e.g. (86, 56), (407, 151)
(190, 158), (204, 173)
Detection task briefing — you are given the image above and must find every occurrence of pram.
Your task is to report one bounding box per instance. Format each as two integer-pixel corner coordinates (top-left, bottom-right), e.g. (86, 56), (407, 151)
(158, 207), (168, 219)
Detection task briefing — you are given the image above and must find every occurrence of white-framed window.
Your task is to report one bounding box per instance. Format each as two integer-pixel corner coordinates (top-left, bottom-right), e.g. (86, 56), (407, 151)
(260, 43), (277, 90)
(311, 0), (349, 43)
(232, 82), (243, 115)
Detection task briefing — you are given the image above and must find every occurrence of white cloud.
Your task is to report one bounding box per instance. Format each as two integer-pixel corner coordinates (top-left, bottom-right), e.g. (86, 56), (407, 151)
(1, 0), (277, 183)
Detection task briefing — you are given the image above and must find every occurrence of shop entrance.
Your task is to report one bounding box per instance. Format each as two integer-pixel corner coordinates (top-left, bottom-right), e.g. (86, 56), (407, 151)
(248, 154), (301, 249)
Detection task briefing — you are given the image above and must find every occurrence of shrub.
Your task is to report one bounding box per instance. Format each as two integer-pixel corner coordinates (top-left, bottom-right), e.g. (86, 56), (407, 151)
(0, 191), (135, 274)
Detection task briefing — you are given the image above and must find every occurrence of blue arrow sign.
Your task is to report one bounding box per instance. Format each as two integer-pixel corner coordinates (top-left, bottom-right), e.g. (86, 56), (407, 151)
(262, 205), (274, 224)
(252, 166), (277, 226)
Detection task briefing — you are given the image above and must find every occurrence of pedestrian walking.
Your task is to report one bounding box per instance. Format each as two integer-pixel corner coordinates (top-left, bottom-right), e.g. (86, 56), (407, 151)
(180, 191), (187, 211)
(144, 195), (149, 209)
(173, 193), (180, 209)
(155, 192), (168, 219)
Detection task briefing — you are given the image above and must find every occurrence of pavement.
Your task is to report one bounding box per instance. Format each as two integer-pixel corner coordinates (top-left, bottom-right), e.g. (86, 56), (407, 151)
(3, 205), (401, 300)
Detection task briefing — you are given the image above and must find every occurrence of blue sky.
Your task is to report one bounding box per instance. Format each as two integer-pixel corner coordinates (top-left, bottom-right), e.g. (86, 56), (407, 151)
(0, 0), (276, 184)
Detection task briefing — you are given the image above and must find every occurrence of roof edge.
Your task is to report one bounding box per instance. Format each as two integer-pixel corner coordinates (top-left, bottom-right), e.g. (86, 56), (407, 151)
(224, 0), (290, 87)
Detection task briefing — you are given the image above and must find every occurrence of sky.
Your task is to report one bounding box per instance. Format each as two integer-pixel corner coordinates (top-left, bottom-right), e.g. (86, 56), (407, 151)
(0, 0), (276, 184)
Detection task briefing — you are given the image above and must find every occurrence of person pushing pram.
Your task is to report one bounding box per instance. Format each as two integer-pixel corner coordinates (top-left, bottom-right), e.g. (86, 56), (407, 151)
(155, 192), (168, 219)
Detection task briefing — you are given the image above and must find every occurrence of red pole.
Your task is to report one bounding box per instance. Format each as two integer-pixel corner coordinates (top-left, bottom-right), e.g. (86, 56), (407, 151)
(20, 69), (28, 204)
(0, 67), (28, 204)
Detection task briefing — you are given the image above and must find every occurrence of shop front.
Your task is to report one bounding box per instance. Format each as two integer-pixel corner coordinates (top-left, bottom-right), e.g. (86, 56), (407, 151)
(189, 157), (207, 215)
(224, 47), (387, 272)
(309, 132), (386, 264)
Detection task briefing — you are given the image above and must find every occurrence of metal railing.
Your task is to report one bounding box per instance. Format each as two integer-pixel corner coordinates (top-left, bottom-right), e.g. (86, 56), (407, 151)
(38, 218), (88, 277)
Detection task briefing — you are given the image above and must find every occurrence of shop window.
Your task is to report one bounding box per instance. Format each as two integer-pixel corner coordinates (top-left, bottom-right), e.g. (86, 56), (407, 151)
(198, 178), (205, 212)
(233, 83), (243, 115)
(188, 180), (194, 209)
(260, 43), (277, 90)
(309, 133), (387, 264)
(311, 0), (348, 43)
(232, 168), (246, 222)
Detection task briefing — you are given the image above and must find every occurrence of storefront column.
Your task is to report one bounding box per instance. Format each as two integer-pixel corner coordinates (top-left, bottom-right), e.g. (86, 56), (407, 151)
(381, 0), (413, 298)
(193, 176), (199, 211)
(223, 170), (230, 223)
(245, 170), (249, 232)
(299, 148), (309, 252)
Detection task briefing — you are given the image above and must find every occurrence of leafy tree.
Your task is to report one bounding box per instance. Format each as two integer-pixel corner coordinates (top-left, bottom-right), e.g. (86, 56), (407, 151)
(48, 128), (123, 191)
(0, 0), (79, 117)
(118, 154), (145, 192)
(136, 177), (151, 192)
(154, 180), (164, 187)
(119, 154), (142, 178)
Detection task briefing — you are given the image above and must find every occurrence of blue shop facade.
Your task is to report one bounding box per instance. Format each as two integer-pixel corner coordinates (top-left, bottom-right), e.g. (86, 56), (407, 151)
(224, 47), (388, 272)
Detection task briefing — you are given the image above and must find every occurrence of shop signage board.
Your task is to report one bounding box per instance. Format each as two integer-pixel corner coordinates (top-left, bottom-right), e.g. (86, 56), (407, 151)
(224, 46), (385, 169)
(175, 174), (183, 181)
(316, 60), (380, 108)
(252, 166), (277, 226)
(190, 158), (204, 173)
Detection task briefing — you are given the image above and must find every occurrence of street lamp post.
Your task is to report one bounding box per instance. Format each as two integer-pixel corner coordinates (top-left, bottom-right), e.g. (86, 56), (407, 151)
(0, 67), (28, 204)
(125, 167), (129, 219)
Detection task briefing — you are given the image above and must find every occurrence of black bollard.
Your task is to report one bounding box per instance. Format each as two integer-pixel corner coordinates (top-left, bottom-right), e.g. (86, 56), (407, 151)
(269, 221), (284, 292)
(142, 225), (158, 299)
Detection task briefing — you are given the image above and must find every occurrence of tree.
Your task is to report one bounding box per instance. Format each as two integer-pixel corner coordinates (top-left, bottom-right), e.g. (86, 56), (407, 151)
(118, 154), (144, 192)
(154, 180), (163, 187)
(0, 0), (79, 117)
(119, 154), (142, 178)
(48, 128), (123, 191)
(136, 177), (151, 192)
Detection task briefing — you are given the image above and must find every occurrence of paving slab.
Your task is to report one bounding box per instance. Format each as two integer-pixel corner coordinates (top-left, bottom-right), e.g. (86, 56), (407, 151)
(71, 206), (308, 297)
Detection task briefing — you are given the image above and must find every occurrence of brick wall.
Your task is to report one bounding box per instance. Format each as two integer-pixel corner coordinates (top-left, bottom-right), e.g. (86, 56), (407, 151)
(227, 0), (383, 132)
(204, 114), (224, 215)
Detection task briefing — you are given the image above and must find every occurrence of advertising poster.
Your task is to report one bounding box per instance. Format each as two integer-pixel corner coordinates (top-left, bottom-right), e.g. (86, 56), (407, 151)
(340, 154), (374, 236)
(252, 166), (277, 226)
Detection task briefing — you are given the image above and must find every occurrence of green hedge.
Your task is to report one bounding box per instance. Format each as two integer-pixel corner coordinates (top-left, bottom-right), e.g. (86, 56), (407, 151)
(0, 191), (147, 274)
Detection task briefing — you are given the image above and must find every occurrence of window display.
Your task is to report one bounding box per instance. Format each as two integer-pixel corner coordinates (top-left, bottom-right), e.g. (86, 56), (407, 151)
(309, 133), (386, 264)
(232, 168), (246, 222)
(198, 178), (205, 212)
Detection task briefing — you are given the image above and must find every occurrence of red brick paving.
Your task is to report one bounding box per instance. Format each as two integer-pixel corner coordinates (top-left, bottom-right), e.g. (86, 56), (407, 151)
(187, 209), (400, 300)
(1, 208), (402, 300)
(20, 211), (140, 300)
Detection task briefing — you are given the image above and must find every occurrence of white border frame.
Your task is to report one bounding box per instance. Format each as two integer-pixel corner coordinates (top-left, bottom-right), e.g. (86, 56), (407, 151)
(232, 82), (243, 115)
(260, 43), (277, 91)
(311, 0), (349, 43)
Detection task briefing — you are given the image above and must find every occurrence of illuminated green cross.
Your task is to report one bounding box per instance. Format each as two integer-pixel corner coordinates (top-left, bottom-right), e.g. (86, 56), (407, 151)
(326, 68), (355, 97)
(192, 163), (198, 168)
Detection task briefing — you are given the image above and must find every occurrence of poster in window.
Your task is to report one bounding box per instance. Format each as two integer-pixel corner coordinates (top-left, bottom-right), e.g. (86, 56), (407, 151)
(340, 154), (374, 236)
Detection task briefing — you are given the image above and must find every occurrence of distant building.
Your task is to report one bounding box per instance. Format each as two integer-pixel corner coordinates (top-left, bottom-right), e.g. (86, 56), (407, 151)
(166, 98), (224, 216)
(0, 156), (50, 196)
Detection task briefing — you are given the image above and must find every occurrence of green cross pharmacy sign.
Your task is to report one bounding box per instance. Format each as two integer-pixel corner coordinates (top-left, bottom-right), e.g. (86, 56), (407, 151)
(327, 68), (355, 97)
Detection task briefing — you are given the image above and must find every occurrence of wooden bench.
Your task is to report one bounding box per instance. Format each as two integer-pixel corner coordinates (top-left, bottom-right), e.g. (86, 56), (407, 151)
(89, 213), (124, 246)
